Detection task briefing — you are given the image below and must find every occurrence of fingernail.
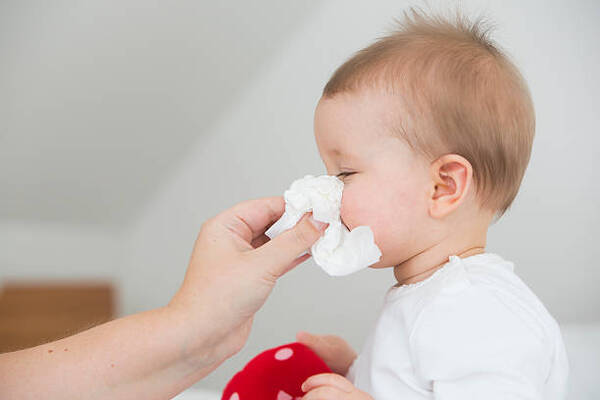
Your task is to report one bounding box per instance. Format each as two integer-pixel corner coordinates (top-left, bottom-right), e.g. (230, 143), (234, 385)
(309, 216), (328, 231)
(301, 381), (307, 392)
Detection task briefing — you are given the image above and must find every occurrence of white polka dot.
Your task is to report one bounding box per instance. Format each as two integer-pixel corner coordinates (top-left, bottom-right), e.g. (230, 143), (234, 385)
(277, 390), (293, 400)
(229, 393), (239, 400)
(274, 347), (294, 360)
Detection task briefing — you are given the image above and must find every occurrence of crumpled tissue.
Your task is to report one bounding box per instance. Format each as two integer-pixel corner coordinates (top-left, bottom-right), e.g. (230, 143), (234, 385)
(265, 174), (382, 276)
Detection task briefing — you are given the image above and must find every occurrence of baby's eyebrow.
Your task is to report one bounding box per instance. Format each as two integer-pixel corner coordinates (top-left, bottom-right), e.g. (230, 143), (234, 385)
(327, 147), (358, 161)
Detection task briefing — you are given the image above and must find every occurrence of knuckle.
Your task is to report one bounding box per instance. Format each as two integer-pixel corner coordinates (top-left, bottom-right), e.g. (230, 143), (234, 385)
(314, 386), (336, 399)
(309, 373), (334, 388)
(325, 373), (340, 385)
(198, 219), (217, 241)
(261, 268), (279, 285)
(202, 216), (218, 230)
(294, 223), (313, 245)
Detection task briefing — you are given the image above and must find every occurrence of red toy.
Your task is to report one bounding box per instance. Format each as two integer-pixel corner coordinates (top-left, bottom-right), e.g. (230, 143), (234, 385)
(221, 342), (331, 400)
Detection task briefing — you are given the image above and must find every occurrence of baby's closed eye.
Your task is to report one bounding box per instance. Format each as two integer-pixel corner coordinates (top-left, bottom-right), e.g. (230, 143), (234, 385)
(336, 172), (356, 179)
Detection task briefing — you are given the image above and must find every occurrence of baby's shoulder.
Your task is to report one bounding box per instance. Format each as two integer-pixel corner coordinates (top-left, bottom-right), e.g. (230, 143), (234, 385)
(403, 281), (560, 387)
(411, 282), (544, 343)
(405, 261), (561, 360)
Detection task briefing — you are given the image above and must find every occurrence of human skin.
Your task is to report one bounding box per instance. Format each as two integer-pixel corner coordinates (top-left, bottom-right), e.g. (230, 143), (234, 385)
(0, 197), (328, 400)
(313, 89), (495, 285)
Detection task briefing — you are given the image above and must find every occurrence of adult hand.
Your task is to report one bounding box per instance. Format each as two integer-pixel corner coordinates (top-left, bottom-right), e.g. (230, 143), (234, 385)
(169, 196), (329, 369)
(0, 196), (328, 400)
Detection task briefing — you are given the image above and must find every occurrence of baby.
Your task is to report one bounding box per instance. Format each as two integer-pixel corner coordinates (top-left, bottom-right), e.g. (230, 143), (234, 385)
(296, 8), (569, 400)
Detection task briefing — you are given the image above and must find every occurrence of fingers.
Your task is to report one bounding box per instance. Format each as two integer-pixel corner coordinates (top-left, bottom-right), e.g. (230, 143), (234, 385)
(297, 331), (328, 365)
(302, 373), (354, 394)
(215, 197), (286, 243)
(296, 330), (316, 344)
(297, 331), (322, 350)
(250, 233), (270, 249)
(285, 252), (312, 272)
(301, 374), (373, 400)
(301, 385), (348, 400)
(251, 213), (328, 278)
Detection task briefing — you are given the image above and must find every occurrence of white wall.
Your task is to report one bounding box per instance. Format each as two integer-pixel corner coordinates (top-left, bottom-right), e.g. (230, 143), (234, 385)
(120, 0), (600, 391)
(0, 0), (316, 226)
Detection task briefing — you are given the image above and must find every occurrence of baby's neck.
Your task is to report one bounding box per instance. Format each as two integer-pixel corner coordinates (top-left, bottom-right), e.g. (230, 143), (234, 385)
(393, 226), (489, 286)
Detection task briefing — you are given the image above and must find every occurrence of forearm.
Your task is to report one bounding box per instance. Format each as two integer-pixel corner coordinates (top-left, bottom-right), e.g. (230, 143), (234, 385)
(0, 305), (218, 400)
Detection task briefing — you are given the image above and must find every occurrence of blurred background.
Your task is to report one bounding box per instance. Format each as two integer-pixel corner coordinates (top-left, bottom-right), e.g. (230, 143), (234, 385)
(1, 0), (598, 399)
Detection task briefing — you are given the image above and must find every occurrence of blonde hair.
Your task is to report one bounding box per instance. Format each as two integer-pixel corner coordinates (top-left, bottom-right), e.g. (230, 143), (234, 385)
(323, 8), (535, 221)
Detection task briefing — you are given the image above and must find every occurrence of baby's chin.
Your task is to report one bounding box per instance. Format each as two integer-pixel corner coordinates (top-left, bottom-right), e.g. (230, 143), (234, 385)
(367, 249), (414, 270)
(367, 258), (396, 269)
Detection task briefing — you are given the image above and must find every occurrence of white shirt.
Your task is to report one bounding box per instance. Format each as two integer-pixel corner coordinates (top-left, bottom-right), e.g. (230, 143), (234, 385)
(347, 253), (569, 399)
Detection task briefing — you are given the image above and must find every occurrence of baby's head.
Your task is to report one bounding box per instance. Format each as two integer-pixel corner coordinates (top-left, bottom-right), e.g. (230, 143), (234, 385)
(314, 9), (535, 270)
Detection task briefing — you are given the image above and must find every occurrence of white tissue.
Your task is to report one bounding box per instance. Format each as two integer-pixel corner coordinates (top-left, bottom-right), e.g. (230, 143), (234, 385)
(265, 174), (382, 276)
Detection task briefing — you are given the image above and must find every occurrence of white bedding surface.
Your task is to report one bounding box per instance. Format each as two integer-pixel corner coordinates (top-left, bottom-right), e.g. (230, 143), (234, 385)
(172, 387), (220, 400)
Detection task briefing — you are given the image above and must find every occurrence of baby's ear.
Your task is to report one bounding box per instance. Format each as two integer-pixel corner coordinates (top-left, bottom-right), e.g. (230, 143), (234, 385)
(428, 154), (473, 219)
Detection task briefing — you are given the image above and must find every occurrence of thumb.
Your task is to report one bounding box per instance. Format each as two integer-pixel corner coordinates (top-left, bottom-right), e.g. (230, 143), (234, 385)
(297, 331), (328, 357)
(253, 212), (328, 278)
(296, 330), (321, 347)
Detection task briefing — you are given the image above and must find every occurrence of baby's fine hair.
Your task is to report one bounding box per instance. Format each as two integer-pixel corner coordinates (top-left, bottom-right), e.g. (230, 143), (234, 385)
(323, 7), (535, 221)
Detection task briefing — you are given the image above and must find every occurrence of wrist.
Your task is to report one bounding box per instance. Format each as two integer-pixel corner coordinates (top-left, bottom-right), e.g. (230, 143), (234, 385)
(167, 289), (248, 367)
(164, 301), (222, 370)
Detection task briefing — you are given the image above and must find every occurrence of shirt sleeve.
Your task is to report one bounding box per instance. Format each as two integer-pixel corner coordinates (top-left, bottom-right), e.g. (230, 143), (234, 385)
(409, 285), (552, 400)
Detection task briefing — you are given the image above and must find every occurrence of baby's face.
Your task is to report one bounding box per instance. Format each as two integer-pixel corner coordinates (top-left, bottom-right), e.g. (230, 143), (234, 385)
(314, 90), (433, 269)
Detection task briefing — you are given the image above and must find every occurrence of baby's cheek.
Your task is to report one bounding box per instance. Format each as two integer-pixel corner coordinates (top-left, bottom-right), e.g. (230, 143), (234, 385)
(340, 187), (376, 231)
